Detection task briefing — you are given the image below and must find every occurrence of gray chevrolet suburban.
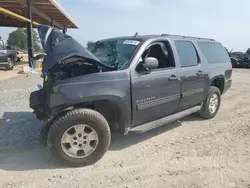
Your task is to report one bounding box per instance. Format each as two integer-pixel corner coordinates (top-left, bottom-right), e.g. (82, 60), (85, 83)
(29, 25), (232, 166)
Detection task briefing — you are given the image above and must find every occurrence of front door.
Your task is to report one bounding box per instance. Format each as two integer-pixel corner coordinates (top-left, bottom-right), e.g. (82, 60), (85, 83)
(131, 41), (181, 127)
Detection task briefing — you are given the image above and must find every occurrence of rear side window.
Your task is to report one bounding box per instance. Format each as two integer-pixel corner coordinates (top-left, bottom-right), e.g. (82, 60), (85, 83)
(197, 42), (230, 64)
(175, 41), (199, 67)
(0, 44), (4, 50)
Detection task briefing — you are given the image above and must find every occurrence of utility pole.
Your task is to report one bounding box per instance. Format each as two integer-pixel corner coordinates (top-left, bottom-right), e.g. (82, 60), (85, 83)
(26, 0), (34, 68)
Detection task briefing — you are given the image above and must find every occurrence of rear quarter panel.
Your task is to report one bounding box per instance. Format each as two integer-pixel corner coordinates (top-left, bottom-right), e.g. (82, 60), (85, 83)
(193, 40), (232, 94)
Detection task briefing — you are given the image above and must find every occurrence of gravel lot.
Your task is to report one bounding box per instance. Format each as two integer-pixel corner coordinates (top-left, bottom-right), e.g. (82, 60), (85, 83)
(0, 69), (249, 188)
(0, 69), (19, 81)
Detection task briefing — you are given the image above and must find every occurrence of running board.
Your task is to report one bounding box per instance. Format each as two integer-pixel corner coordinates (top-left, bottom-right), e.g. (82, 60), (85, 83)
(129, 106), (201, 133)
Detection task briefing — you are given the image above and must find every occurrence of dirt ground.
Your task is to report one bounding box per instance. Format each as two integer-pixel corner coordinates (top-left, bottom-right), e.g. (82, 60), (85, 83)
(0, 64), (31, 81)
(0, 69), (19, 81)
(0, 69), (249, 188)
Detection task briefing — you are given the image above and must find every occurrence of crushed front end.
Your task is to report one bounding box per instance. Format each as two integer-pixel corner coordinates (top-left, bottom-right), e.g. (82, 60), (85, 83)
(29, 74), (54, 121)
(29, 25), (113, 121)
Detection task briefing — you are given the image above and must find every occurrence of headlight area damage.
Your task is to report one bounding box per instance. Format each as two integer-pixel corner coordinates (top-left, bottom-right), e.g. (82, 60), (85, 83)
(29, 25), (115, 120)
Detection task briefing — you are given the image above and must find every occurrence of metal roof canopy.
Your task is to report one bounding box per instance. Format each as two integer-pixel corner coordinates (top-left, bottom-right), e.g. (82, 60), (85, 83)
(0, 0), (79, 29)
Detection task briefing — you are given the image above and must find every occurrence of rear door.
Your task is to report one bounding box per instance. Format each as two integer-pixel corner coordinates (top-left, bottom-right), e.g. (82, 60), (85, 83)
(174, 40), (207, 110)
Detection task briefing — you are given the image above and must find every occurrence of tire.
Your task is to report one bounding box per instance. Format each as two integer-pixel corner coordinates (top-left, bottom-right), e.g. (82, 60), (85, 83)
(5, 58), (14, 70)
(199, 86), (221, 119)
(47, 108), (111, 167)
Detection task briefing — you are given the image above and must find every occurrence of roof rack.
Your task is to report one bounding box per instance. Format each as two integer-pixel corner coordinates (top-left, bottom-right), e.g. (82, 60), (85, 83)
(161, 34), (215, 41)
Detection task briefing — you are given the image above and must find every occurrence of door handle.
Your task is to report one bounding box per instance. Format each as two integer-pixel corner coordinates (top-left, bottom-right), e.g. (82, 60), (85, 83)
(168, 75), (180, 81)
(197, 70), (204, 76)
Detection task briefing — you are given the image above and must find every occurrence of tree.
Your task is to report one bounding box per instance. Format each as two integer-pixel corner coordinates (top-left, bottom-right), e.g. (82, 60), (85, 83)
(246, 48), (250, 55)
(7, 28), (41, 52)
(86, 41), (95, 50)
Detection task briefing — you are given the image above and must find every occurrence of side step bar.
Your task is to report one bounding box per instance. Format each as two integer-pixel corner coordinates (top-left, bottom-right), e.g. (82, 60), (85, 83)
(0, 62), (8, 65)
(129, 106), (201, 134)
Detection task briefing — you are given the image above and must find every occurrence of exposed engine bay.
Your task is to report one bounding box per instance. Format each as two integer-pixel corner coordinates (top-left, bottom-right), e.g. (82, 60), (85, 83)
(45, 57), (111, 82)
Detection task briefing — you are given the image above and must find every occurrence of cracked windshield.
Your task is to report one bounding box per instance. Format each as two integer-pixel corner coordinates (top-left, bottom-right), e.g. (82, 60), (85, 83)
(89, 39), (141, 69)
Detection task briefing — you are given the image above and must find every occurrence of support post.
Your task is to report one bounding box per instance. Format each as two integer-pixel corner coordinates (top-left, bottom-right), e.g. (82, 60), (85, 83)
(26, 0), (34, 68)
(63, 26), (67, 34)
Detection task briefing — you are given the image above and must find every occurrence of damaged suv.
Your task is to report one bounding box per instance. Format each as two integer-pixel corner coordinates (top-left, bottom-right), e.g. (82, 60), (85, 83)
(30, 25), (232, 166)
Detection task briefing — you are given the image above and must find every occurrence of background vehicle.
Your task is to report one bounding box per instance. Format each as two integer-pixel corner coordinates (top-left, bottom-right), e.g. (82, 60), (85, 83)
(0, 39), (18, 70)
(229, 51), (250, 68)
(30, 26), (232, 167)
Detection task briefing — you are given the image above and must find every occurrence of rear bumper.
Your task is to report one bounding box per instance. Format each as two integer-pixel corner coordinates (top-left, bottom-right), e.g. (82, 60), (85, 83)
(223, 79), (232, 94)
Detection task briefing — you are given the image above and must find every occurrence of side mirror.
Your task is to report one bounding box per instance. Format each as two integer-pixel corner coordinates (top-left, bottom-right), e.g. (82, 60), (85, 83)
(143, 57), (159, 70)
(136, 57), (159, 74)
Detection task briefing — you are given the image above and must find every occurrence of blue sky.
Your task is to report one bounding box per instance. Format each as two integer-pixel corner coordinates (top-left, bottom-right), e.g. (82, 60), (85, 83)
(1, 0), (249, 51)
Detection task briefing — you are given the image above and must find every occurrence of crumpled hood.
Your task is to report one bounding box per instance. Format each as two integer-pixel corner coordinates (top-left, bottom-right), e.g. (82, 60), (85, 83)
(37, 25), (110, 74)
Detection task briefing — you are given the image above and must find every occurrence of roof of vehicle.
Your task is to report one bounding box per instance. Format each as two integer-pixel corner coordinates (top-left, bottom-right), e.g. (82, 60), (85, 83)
(98, 34), (216, 42)
(231, 52), (245, 54)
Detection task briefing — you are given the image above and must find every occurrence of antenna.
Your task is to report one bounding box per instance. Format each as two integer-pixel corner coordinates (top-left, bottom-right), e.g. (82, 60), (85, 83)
(134, 32), (138, 37)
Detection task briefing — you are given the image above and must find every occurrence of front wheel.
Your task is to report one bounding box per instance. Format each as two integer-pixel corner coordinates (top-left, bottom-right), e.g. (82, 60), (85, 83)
(47, 108), (111, 167)
(199, 86), (221, 119)
(5, 58), (14, 70)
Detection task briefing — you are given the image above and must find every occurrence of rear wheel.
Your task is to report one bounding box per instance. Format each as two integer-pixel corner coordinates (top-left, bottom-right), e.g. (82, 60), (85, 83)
(47, 108), (111, 167)
(199, 86), (221, 119)
(5, 58), (14, 70)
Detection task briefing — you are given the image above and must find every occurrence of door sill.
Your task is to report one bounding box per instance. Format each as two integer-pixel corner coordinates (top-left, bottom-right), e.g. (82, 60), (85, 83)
(129, 105), (201, 134)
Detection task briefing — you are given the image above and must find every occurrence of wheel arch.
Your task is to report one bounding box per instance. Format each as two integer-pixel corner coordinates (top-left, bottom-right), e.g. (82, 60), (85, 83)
(209, 75), (225, 94)
(40, 98), (131, 146)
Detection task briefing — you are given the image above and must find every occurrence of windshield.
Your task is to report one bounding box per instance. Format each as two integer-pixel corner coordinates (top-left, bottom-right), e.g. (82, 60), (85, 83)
(88, 39), (141, 69)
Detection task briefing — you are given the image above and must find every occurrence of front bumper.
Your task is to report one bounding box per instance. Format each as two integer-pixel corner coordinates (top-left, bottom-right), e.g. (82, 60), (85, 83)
(29, 89), (48, 120)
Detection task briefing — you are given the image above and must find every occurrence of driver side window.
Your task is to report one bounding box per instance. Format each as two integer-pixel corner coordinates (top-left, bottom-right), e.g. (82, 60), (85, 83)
(142, 41), (175, 70)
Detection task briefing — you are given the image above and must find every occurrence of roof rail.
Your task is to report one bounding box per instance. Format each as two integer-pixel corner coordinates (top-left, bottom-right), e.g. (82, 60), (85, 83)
(161, 34), (215, 41)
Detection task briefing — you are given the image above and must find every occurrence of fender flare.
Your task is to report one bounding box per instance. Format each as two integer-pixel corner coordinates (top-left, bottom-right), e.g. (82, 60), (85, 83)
(209, 75), (225, 86)
(40, 107), (73, 146)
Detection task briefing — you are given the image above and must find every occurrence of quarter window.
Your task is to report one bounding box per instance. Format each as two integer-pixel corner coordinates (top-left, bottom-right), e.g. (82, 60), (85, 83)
(175, 41), (199, 67)
(197, 41), (230, 64)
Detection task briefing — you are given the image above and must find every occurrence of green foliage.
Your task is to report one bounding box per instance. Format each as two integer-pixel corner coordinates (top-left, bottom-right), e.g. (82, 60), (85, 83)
(246, 48), (250, 55)
(86, 41), (95, 50)
(7, 28), (42, 52)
